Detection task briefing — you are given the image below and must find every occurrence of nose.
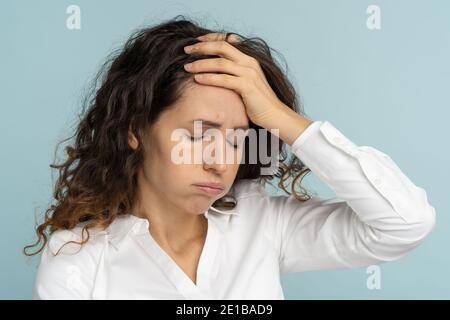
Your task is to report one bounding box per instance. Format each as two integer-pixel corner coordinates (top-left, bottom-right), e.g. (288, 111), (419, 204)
(202, 136), (229, 173)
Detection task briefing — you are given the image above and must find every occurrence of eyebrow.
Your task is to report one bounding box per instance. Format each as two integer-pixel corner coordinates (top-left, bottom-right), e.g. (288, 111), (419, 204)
(189, 119), (249, 130)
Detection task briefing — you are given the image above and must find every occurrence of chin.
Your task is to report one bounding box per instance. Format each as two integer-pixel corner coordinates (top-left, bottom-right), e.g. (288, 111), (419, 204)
(184, 198), (214, 215)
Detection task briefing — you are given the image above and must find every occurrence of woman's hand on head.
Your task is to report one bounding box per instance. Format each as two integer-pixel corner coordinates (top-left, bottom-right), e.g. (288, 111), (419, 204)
(183, 32), (287, 129)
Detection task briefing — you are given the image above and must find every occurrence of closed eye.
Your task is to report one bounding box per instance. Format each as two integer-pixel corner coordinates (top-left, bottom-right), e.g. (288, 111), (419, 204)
(189, 135), (203, 142)
(187, 135), (241, 149)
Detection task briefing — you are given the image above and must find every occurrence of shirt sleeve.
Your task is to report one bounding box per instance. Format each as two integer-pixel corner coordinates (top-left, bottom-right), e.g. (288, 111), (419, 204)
(271, 120), (436, 274)
(32, 229), (104, 300)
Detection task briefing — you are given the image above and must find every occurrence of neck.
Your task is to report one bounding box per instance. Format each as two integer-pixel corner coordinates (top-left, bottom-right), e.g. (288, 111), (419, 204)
(131, 179), (208, 253)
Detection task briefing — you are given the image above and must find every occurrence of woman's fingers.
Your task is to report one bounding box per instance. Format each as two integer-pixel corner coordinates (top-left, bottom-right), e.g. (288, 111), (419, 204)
(191, 73), (247, 94)
(184, 57), (250, 77)
(184, 40), (256, 67)
(197, 32), (241, 43)
(183, 33), (286, 128)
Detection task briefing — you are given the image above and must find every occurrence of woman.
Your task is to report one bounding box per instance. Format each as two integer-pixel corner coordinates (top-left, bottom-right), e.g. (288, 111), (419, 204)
(25, 16), (436, 299)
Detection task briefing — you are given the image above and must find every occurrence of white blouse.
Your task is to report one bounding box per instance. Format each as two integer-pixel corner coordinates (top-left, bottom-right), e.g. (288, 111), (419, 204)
(33, 120), (436, 299)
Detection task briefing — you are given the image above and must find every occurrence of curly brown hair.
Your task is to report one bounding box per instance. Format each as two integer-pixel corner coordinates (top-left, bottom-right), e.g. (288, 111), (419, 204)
(23, 15), (313, 257)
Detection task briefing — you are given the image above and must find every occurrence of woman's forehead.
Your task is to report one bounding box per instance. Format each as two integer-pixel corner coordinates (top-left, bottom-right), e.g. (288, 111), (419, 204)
(173, 83), (248, 125)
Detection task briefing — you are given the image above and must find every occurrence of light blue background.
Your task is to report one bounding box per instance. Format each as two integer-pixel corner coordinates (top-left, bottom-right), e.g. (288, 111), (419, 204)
(1, 0), (449, 299)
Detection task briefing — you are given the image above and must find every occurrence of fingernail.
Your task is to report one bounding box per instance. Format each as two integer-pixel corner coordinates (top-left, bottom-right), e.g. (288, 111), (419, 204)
(184, 45), (193, 53)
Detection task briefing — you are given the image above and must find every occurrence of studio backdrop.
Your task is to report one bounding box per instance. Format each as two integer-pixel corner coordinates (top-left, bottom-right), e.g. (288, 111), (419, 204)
(1, 0), (449, 299)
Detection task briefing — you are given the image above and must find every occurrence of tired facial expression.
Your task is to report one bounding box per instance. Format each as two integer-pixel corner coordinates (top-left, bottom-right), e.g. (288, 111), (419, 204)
(129, 82), (249, 215)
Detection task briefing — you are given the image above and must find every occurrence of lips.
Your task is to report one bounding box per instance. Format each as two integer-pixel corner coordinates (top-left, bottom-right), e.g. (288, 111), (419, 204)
(192, 182), (225, 196)
(192, 182), (225, 190)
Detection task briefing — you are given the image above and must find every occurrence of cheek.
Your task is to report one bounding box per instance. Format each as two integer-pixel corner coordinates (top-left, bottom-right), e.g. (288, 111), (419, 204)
(228, 163), (241, 180)
(157, 137), (193, 169)
(141, 137), (179, 180)
(160, 141), (200, 181)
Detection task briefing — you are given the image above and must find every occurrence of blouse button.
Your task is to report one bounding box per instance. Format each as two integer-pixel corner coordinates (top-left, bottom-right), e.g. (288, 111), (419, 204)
(332, 136), (342, 145)
(373, 177), (382, 186)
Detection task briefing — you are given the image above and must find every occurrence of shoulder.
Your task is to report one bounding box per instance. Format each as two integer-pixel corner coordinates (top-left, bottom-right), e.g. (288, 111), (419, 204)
(231, 179), (322, 223)
(33, 225), (103, 299)
(46, 224), (106, 256)
(231, 178), (303, 210)
(36, 223), (108, 284)
(40, 216), (136, 263)
(33, 215), (135, 299)
(49, 214), (140, 253)
(230, 178), (269, 199)
(229, 179), (280, 223)
(46, 214), (137, 256)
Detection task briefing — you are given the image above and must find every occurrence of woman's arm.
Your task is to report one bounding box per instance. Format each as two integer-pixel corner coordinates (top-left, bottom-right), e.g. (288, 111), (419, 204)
(261, 112), (436, 273)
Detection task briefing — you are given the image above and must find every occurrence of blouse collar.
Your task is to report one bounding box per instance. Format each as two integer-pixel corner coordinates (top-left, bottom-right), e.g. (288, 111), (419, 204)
(107, 204), (239, 250)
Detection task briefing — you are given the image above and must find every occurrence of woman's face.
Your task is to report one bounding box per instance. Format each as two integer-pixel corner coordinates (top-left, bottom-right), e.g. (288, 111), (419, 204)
(130, 82), (250, 215)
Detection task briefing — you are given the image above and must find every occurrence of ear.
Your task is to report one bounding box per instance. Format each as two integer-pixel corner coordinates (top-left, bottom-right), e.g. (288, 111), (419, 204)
(128, 129), (139, 150)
